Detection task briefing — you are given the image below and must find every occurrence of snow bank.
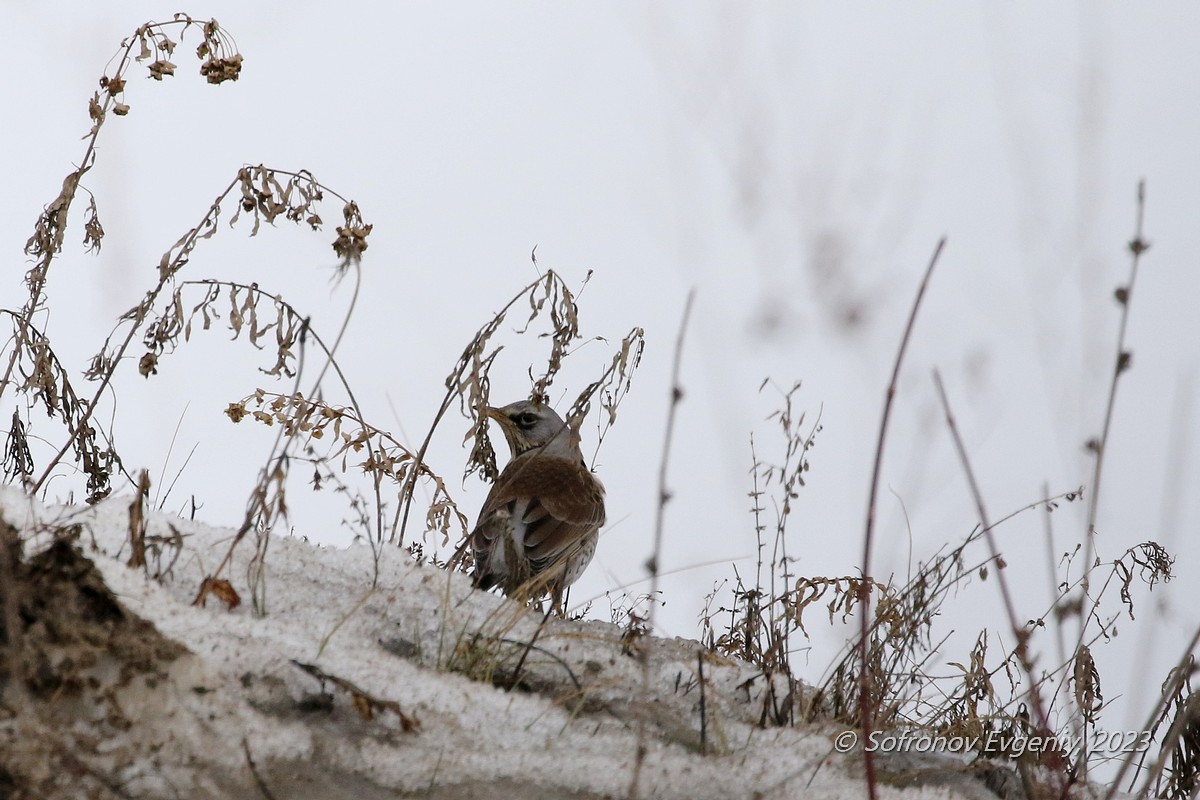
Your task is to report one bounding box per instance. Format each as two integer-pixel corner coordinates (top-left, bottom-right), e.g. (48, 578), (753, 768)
(0, 487), (1015, 799)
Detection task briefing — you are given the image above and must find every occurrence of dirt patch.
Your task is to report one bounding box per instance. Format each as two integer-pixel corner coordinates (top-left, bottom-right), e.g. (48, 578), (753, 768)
(0, 517), (187, 799)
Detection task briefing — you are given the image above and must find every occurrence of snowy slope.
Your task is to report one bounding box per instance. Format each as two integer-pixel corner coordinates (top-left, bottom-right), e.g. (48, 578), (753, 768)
(1, 487), (1027, 799)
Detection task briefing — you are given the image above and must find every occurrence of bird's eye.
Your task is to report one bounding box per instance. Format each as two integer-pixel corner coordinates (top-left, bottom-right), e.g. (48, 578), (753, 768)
(516, 412), (539, 429)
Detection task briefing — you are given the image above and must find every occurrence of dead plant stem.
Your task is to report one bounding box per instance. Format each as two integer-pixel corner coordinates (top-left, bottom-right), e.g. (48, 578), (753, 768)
(1085, 181), (1148, 556)
(858, 237), (945, 800)
(29, 174), (241, 495)
(628, 289), (694, 800)
(932, 370), (1053, 746)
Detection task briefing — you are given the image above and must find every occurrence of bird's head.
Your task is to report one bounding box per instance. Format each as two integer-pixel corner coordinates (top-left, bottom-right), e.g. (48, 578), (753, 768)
(486, 399), (573, 458)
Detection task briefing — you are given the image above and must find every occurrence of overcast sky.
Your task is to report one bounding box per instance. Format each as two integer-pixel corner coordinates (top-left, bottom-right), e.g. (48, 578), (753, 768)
(5, 2), (1199, 737)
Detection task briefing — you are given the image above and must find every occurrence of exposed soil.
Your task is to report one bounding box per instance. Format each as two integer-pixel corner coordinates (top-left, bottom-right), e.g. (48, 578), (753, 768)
(0, 519), (186, 800)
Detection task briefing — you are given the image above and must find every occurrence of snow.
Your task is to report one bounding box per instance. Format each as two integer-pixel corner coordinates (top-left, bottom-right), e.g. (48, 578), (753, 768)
(1, 485), (1035, 799)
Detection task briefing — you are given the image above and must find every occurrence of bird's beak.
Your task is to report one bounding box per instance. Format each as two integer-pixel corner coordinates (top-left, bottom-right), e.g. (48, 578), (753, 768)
(484, 406), (509, 425)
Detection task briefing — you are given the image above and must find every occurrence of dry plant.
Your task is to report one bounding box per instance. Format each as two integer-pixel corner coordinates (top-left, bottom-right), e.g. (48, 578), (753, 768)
(0, 14), (410, 616)
(3, 15), (245, 507)
(15, 15), (1195, 800)
(700, 379), (826, 728)
(711, 384), (1172, 788)
(1115, 646), (1200, 800)
(607, 590), (661, 656)
(435, 288), (646, 674)
(2, 14), (646, 633)
(3, 12), (659, 705)
(629, 290), (692, 800)
(427, 268), (643, 546)
(436, 269), (644, 575)
(698, 184), (1188, 799)
(826, 186), (1181, 794)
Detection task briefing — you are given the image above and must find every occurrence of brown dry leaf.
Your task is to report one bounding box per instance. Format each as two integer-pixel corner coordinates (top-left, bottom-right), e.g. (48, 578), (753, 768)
(88, 94), (105, 123)
(228, 285), (246, 338)
(351, 692), (374, 721)
(103, 74), (127, 96)
(1072, 644), (1103, 723)
(126, 470), (151, 569)
(148, 59), (177, 80)
(193, 576), (242, 609)
(331, 201), (372, 263)
(82, 195), (105, 253)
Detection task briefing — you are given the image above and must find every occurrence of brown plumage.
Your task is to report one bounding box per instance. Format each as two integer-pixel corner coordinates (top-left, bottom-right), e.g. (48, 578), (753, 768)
(467, 399), (605, 612)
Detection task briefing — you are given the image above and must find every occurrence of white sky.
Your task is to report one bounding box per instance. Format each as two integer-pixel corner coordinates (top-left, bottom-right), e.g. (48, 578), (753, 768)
(4, 2), (1200, 742)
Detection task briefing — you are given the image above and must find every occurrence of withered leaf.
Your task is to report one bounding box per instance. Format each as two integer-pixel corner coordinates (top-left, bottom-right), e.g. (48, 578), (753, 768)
(148, 59), (177, 80)
(193, 576), (241, 610)
(103, 74), (127, 96)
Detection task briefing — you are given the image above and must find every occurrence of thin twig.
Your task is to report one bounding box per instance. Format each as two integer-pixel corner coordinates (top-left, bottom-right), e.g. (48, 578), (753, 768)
(1041, 480), (1068, 670)
(1074, 181), (1150, 714)
(506, 606), (555, 691)
(628, 289), (695, 800)
(857, 237), (945, 800)
(650, 291), (696, 592)
(1084, 180), (1148, 555)
(698, 649), (709, 756)
(932, 371), (1054, 755)
(316, 586), (376, 658)
(153, 402), (191, 509)
(496, 635), (584, 694)
(242, 738), (279, 800)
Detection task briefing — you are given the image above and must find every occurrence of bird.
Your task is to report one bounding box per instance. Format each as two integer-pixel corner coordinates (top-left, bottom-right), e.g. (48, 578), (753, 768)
(465, 399), (606, 613)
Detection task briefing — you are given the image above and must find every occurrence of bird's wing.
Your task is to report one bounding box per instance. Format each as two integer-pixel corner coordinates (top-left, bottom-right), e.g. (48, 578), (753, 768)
(473, 454), (605, 571)
(469, 482), (517, 589)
